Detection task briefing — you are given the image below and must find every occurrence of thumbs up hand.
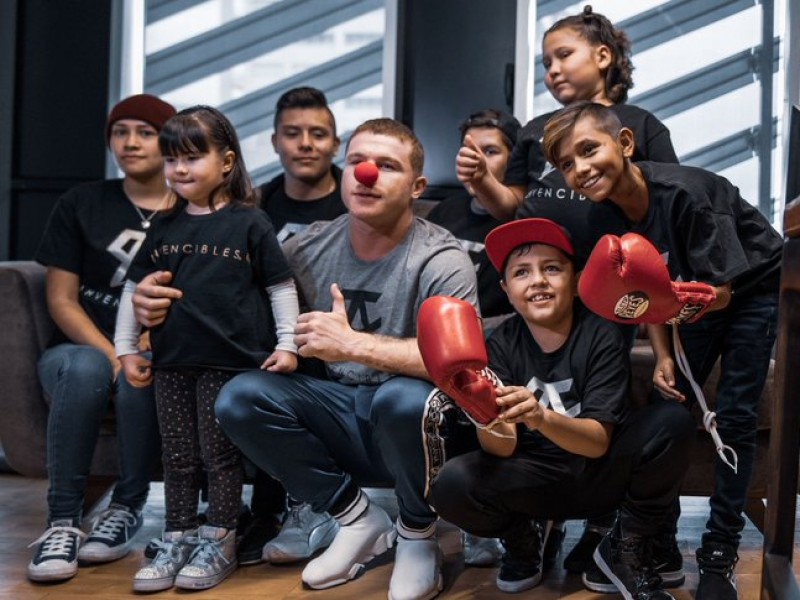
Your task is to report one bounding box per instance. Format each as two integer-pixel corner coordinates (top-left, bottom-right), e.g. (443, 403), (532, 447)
(294, 283), (357, 361)
(456, 134), (489, 190)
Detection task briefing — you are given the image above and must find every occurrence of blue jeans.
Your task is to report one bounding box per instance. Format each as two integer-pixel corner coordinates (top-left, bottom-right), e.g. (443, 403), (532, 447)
(215, 371), (439, 529)
(37, 344), (161, 524)
(677, 292), (778, 547)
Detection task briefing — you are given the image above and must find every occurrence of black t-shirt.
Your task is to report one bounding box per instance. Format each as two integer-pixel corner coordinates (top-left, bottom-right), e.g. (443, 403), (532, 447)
(596, 161), (782, 297)
(36, 179), (155, 344)
(509, 104), (678, 268)
(425, 190), (513, 318)
(487, 303), (629, 470)
(258, 165), (346, 243)
(128, 202), (293, 370)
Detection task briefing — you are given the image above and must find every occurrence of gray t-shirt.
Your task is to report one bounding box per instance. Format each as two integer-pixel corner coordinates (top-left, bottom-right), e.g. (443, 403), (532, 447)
(284, 214), (478, 385)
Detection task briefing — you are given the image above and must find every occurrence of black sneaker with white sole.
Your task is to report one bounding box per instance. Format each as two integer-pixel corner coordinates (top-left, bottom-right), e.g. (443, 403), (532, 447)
(583, 531), (685, 592)
(77, 503), (143, 563)
(564, 522), (610, 573)
(695, 541), (738, 600)
(592, 521), (675, 600)
(497, 519), (544, 593)
(542, 520), (566, 573)
(27, 520), (86, 582)
(237, 514), (282, 565)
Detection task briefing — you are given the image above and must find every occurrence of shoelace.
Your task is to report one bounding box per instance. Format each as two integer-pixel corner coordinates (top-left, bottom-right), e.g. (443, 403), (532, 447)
(284, 505), (304, 531)
(671, 324), (738, 473)
(29, 526), (86, 556)
(187, 536), (231, 567)
(616, 536), (663, 592)
(88, 507), (138, 541)
(149, 537), (195, 565)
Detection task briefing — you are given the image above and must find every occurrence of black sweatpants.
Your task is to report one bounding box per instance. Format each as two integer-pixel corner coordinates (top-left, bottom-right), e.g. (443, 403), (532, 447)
(429, 398), (695, 538)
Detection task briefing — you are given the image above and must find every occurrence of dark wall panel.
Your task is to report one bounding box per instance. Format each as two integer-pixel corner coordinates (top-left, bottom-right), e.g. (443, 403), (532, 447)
(11, 0), (112, 258)
(396, 0), (517, 194)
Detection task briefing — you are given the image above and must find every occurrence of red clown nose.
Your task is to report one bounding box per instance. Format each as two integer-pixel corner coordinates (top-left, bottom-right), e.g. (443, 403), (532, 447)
(354, 161), (379, 187)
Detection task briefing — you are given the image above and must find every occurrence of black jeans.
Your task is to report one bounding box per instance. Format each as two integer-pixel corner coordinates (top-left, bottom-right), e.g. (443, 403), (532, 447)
(676, 292), (778, 547)
(429, 398), (695, 538)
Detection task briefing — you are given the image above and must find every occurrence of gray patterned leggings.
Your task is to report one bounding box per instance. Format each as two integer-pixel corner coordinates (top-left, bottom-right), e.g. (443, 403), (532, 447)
(155, 368), (243, 531)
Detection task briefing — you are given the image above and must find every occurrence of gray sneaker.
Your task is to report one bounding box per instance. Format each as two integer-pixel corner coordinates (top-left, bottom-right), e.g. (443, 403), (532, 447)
(133, 529), (196, 592)
(175, 525), (237, 590)
(263, 503), (338, 563)
(462, 531), (503, 567)
(78, 503), (143, 563)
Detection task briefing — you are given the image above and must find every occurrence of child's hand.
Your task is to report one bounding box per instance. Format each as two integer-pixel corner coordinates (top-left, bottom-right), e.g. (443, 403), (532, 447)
(120, 353), (153, 388)
(653, 356), (686, 402)
(261, 350), (298, 373)
(455, 134), (489, 187)
(137, 330), (151, 352)
(496, 385), (545, 430)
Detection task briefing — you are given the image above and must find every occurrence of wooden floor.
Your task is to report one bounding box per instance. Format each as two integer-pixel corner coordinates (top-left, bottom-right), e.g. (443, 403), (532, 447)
(2, 474), (799, 599)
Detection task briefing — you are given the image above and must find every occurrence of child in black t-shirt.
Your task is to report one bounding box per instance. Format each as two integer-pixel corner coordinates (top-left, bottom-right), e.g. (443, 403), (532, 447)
(456, 6), (677, 269)
(542, 101), (782, 600)
(114, 106), (300, 592)
(426, 109), (520, 320)
(428, 218), (694, 599)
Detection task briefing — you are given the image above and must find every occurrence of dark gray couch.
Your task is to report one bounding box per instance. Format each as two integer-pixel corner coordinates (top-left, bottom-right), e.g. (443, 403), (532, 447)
(0, 261), (119, 478)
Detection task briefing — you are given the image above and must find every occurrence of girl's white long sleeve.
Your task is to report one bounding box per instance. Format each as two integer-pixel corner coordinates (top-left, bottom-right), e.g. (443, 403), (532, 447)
(114, 280), (142, 357)
(267, 278), (299, 353)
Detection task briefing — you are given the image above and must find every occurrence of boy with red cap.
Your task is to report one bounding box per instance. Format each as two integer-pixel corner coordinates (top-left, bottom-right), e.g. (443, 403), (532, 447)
(426, 218), (695, 599)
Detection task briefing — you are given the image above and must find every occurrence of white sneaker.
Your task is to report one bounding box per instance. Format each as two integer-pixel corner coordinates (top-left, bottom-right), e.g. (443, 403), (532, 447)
(262, 503), (338, 563)
(462, 531), (503, 567)
(302, 501), (396, 589)
(389, 536), (443, 600)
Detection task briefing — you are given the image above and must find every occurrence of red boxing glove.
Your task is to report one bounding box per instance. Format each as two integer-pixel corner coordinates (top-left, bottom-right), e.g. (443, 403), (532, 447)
(578, 233), (716, 325)
(417, 296), (499, 426)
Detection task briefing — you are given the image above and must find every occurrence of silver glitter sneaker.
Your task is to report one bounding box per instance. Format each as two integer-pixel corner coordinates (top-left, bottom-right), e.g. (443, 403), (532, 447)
(133, 529), (197, 592)
(174, 525), (237, 590)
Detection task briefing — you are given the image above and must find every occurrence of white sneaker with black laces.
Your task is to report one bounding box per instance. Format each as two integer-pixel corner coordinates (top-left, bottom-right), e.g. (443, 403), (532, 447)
(262, 503), (338, 563)
(77, 502), (143, 563)
(27, 520), (87, 582)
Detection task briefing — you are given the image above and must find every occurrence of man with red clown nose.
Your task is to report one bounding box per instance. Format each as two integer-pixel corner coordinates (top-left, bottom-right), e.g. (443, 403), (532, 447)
(203, 118), (474, 600)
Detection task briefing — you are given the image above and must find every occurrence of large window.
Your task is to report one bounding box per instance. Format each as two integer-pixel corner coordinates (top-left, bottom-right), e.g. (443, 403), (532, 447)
(125, 0), (386, 184)
(119, 0), (789, 223)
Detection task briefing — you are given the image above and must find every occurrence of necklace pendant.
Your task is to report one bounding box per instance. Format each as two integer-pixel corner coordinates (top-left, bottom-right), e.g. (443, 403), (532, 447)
(141, 220), (151, 230)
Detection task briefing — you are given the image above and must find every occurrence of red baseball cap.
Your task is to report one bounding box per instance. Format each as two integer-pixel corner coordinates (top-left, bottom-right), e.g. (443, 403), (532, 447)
(485, 218), (574, 273)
